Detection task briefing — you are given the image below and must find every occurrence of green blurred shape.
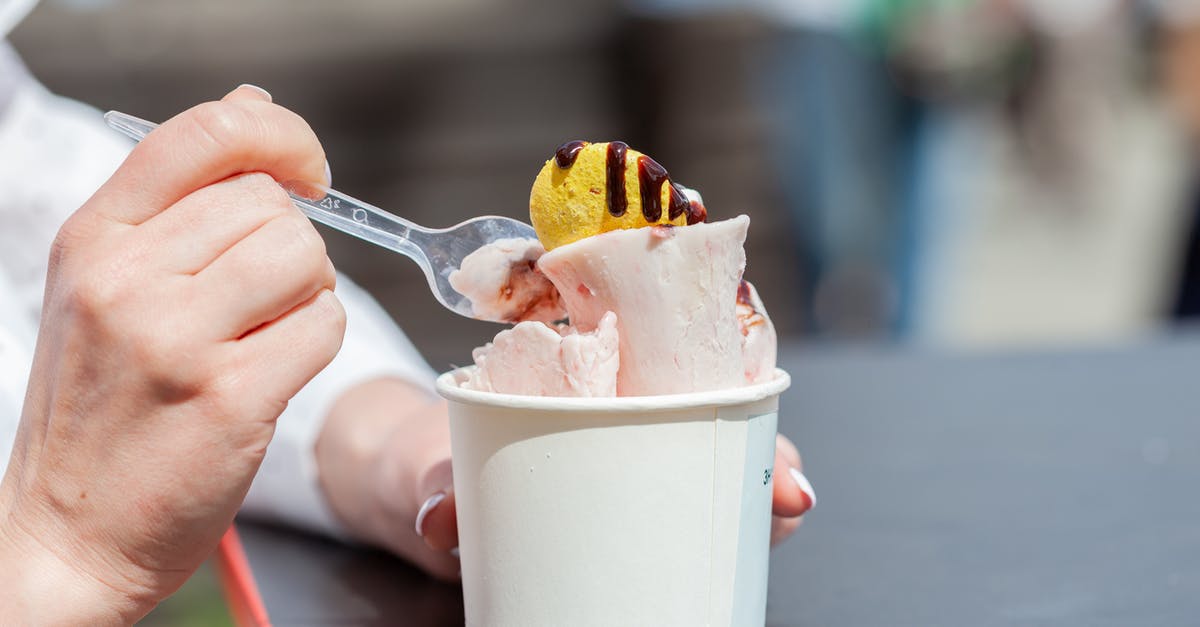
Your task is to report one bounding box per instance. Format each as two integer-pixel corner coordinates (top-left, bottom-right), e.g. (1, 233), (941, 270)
(136, 561), (233, 627)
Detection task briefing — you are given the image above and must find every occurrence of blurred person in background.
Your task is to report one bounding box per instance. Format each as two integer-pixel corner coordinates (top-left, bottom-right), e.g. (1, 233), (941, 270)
(1158, 1), (1200, 318)
(759, 0), (1192, 344)
(0, 0), (811, 620)
(756, 0), (914, 337)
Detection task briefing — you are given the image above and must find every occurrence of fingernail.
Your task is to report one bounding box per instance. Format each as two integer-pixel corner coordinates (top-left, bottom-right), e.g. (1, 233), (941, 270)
(449, 547), (460, 559)
(238, 83), (272, 102)
(323, 159), (333, 187)
(414, 491), (446, 538)
(789, 467), (816, 514)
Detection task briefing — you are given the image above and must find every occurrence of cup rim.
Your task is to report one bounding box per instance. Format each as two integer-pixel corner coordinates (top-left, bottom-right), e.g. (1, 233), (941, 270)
(436, 367), (790, 412)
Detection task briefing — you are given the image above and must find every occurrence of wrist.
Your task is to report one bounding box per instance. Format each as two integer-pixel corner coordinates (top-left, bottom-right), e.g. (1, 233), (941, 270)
(315, 378), (432, 546)
(0, 483), (152, 625)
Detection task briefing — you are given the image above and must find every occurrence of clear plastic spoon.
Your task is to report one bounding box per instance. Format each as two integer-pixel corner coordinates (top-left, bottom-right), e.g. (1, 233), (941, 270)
(103, 110), (535, 322)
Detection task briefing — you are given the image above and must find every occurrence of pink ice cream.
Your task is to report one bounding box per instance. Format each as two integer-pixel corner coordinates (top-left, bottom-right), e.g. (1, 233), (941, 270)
(448, 238), (566, 324)
(447, 138), (774, 397)
(538, 217), (751, 396)
(736, 280), (777, 385)
(453, 215), (775, 397)
(461, 311), (619, 396)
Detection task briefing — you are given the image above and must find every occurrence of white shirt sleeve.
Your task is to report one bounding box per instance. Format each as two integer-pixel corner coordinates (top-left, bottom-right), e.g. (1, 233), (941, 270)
(0, 51), (437, 538)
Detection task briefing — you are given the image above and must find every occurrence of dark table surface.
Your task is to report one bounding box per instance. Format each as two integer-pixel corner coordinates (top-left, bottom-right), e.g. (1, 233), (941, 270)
(238, 337), (1200, 626)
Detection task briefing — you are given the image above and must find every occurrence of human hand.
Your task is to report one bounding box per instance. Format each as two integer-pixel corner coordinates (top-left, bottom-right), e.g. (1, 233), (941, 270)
(0, 86), (345, 624)
(318, 385), (813, 579)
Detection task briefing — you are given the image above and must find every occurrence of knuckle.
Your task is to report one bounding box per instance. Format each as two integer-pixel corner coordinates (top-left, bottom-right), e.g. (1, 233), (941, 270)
(65, 264), (127, 317)
(305, 290), (347, 353)
(322, 291), (347, 333)
(128, 329), (207, 400)
(50, 216), (84, 257)
(316, 294), (347, 356)
(202, 377), (246, 422)
(187, 101), (255, 154)
(283, 213), (327, 261)
(47, 231), (77, 280)
(322, 257), (338, 288)
(240, 172), (293, 214)
(128, 323), (185, 370)
(48, 214), (99, 278)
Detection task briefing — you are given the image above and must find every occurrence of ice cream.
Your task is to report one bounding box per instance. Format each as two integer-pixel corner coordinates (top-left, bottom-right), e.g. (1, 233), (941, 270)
(453, 140), (773, 397)
(464, 312), (619, 397)
(737, 280), (777, 384)
(529, 141), (705, 251)
(537, 217), (749, 396)
(447, 237), (566, 324)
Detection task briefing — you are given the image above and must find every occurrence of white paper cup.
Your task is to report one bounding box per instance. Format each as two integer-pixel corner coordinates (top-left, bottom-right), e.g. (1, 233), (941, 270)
(436, 368), (792, 627)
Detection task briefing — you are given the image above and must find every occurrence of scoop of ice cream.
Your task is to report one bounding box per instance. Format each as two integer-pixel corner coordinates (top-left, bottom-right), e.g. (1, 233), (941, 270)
(736, 280), (777, 384)
(462, 311), (619, 396)
(530, 141), (707, 251)
(448, 237), (566, 323)
(538, 216), (750, 396)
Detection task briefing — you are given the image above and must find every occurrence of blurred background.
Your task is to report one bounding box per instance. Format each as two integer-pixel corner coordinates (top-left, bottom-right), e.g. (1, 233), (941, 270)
(13, 0), (1200, 364)
(9, 0), (1200, 621)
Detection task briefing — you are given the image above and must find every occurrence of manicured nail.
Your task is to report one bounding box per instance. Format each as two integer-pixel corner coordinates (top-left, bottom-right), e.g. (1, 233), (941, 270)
(323, 159), (332, 187)
(789, 467), (816, 514)
(414, 491), (446, 537)
(238, 83), (272, 102)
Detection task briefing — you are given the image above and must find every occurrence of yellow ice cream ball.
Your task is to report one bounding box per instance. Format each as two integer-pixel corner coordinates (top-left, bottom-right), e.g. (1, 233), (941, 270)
(529, 141), (687, 250)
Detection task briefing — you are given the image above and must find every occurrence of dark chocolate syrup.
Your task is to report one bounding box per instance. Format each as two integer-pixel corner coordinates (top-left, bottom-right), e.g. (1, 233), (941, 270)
(736, 279), (766, 330)
(554, 140), (588, 168)
(667, 183), (689, 221)
(637, 155), (669, 222)
(605, 141), (629, 217)
(737, 280), (754, 307)
(553, 139), (708, 224)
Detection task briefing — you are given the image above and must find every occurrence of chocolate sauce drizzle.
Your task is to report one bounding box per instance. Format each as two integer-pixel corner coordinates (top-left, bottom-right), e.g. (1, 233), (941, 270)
(668, 183), (689, 222)
(686, 198), (707, 225)
(554, 140), (588, 168)
(605, 141), (629, 217)
(552, 139), (709, 224)
(737, 280), (754, 307)
(734, 278), (763, 326)
(637, 156), (668, 222)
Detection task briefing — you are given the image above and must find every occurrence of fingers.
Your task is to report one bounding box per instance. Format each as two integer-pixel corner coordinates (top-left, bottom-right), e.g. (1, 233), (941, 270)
(407, 498), (462, 582)
(413, 483), (460, 582)
(380, 402), (459, 581)
(771, 434), (815, 547)
(776, 432), (801, 469)
(224, 84), (272, 104)
(409, 417), (459, 553)
(771, 514), (803, 547)
(135, 173), (297, 275)
(414, 454), (458, 553)
(772, 453), (809, 518)
(196, 208), (336, 339)
(226, 289), (346, 411)
(415, 487), (459, 553)
(90, 86), (326, 225)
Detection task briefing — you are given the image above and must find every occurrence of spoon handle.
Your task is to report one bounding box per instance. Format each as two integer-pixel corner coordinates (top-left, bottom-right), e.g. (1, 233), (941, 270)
(282, 181), (427, 262)
(103, 110), (428, 263)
